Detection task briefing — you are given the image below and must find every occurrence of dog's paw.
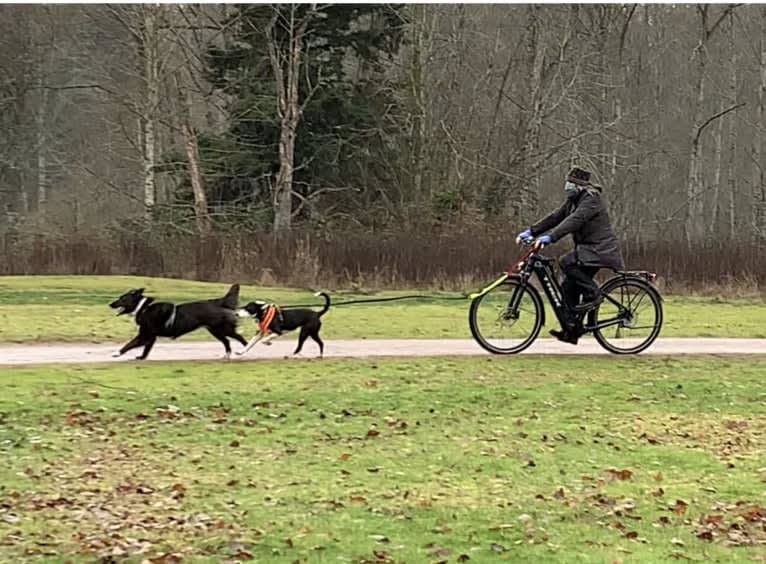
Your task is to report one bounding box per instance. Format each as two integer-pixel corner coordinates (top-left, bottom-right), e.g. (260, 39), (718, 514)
(264, 341), (273, 346)
(111, 350), (122, 358)
(235, 350), (246, 356)
(221, 353), (231, 360)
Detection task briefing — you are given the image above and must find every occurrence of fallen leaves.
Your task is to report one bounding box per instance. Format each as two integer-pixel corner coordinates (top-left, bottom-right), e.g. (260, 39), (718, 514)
(170, 483), (186, 499)
(608, 468), (633, 481)
(143, 553), (184, 564)
(670, 537), (685, 546)
(621, 413), (766, 460)
(0, 441), (241, 561)
(63, 410), (96, 426)
(370, 549), (394, 562)
(691, 502), (766, 546)
(427, 544), (450, 558)
(156, 405), (181, 419)
(671, 500), (688, 516)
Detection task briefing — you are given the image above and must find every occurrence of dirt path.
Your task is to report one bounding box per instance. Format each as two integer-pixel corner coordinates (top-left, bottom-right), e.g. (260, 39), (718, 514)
(0, 338), (764, 365)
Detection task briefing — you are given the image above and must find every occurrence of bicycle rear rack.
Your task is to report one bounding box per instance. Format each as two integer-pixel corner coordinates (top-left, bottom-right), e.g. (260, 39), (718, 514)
(618, 270), (657, 282)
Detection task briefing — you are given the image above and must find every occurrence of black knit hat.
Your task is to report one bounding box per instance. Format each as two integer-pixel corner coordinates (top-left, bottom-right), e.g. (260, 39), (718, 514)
(567, 167), (591, 186)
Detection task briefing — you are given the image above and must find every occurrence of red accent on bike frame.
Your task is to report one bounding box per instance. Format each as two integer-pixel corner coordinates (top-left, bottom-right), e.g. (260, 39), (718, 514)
(507, 247), (536, 275)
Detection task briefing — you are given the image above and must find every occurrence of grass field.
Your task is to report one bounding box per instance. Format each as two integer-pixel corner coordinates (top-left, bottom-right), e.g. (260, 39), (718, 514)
(1, 356), (765, 562)
(0, 275), (765, 343)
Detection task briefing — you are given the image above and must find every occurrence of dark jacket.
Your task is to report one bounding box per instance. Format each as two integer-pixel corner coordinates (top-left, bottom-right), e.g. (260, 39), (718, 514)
(530, 188), (624, 270)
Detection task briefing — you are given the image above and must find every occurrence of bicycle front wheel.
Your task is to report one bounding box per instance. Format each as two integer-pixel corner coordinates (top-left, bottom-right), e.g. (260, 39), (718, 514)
(469, 277), (544, 354)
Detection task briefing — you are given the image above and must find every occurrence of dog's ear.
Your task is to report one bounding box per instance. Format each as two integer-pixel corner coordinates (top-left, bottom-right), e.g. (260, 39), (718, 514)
(136, 288), (145, 295)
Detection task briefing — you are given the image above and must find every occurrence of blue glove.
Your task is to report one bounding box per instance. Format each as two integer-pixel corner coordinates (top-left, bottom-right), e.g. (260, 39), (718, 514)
(516, 229), (533, 244)
(534, 235), (552, 248)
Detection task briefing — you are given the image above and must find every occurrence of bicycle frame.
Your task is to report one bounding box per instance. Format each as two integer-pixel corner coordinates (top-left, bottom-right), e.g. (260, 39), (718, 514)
(497, 246), (637, 333)
(514, 253), (571, 329)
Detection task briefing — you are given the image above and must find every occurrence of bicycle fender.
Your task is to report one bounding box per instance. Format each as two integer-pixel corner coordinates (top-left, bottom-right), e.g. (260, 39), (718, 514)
(602, 275), (664, 302)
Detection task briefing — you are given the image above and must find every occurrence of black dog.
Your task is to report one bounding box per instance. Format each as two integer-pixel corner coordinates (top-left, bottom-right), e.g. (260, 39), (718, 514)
(236, 292), (330, 358)
(110, 284), (247, 360)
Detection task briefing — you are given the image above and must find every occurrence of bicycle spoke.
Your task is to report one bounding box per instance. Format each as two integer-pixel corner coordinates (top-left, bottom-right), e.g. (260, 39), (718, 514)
(631, 289), (648, 314)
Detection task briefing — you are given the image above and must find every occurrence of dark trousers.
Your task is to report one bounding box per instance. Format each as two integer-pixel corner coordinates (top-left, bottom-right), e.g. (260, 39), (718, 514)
(559, 253), (600, 312)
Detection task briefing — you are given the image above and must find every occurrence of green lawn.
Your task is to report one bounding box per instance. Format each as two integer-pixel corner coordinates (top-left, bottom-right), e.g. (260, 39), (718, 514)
(1, 357), (765, 562)
(0, 275), (764, 342)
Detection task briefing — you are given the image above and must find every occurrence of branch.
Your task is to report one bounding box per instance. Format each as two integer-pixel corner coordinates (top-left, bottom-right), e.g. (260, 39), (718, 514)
(618, 4), (637, 61)
(706, 3), (742, 42)
(35, 84), (107, 92)
(290, 185), (354, 218)
(694, 102), (745, 143)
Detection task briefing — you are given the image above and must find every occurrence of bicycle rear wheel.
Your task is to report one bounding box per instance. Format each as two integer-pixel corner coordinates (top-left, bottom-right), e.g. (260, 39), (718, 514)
(590, 277), (663, 354)
(469, 277), (544, 354)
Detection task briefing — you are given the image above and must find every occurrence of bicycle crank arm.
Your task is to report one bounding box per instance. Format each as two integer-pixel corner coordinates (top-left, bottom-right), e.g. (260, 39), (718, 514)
(469, 273), (509, 300)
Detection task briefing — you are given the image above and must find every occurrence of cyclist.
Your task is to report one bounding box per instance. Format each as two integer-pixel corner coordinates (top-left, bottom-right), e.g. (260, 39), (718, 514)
(515, 166), (624, 345)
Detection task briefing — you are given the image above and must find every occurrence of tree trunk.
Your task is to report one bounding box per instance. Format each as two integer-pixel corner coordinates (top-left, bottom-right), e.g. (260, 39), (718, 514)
(172, 57), (211, 235)
(36, 69), (48, 210)
(727, 13), (737, 241)
(710, 102), (724, 237)
(409, 4), (428, 203)
(273, 123), (296, 231)
(268, 7), (312, 232)
(141, 5), (160, 216)
(182, 123), (210, 234)
(685, 49), (706, 247)
(754, 7), (766, 242)
(520, 5), (544, 221)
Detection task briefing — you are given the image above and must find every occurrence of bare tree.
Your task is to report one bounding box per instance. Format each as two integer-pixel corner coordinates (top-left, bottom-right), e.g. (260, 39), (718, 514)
(266, 4), (318, 231)
(684, 4), (740, 246)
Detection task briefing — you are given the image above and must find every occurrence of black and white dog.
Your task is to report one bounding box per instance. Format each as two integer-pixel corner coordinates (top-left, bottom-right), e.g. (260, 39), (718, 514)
(236, 292), (330, 358)
(109, 284), (247, 360)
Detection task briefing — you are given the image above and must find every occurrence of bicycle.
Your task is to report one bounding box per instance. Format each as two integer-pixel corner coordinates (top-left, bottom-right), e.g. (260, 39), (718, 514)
(468, 243), (663, 354)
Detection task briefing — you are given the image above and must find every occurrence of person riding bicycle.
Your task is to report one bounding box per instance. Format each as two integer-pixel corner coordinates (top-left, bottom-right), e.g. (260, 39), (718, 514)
(515, 166), (624, 345)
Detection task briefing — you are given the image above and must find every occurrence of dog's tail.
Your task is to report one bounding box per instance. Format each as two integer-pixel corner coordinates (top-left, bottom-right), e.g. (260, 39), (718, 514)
(314, 291), (330, 317)
(213, 283), (240, 310)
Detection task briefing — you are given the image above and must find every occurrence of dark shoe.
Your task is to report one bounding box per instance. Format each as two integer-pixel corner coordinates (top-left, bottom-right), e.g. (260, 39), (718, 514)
(549, 329), (579, 345)
(573, 293), (603, 313)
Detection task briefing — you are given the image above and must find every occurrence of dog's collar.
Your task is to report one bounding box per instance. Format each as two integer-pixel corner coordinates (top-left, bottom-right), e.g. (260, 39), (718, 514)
(131, 297), (149, 320)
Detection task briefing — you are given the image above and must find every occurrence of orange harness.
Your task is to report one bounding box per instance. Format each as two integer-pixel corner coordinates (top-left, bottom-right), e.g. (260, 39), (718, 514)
(259, 304), (278, 334)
